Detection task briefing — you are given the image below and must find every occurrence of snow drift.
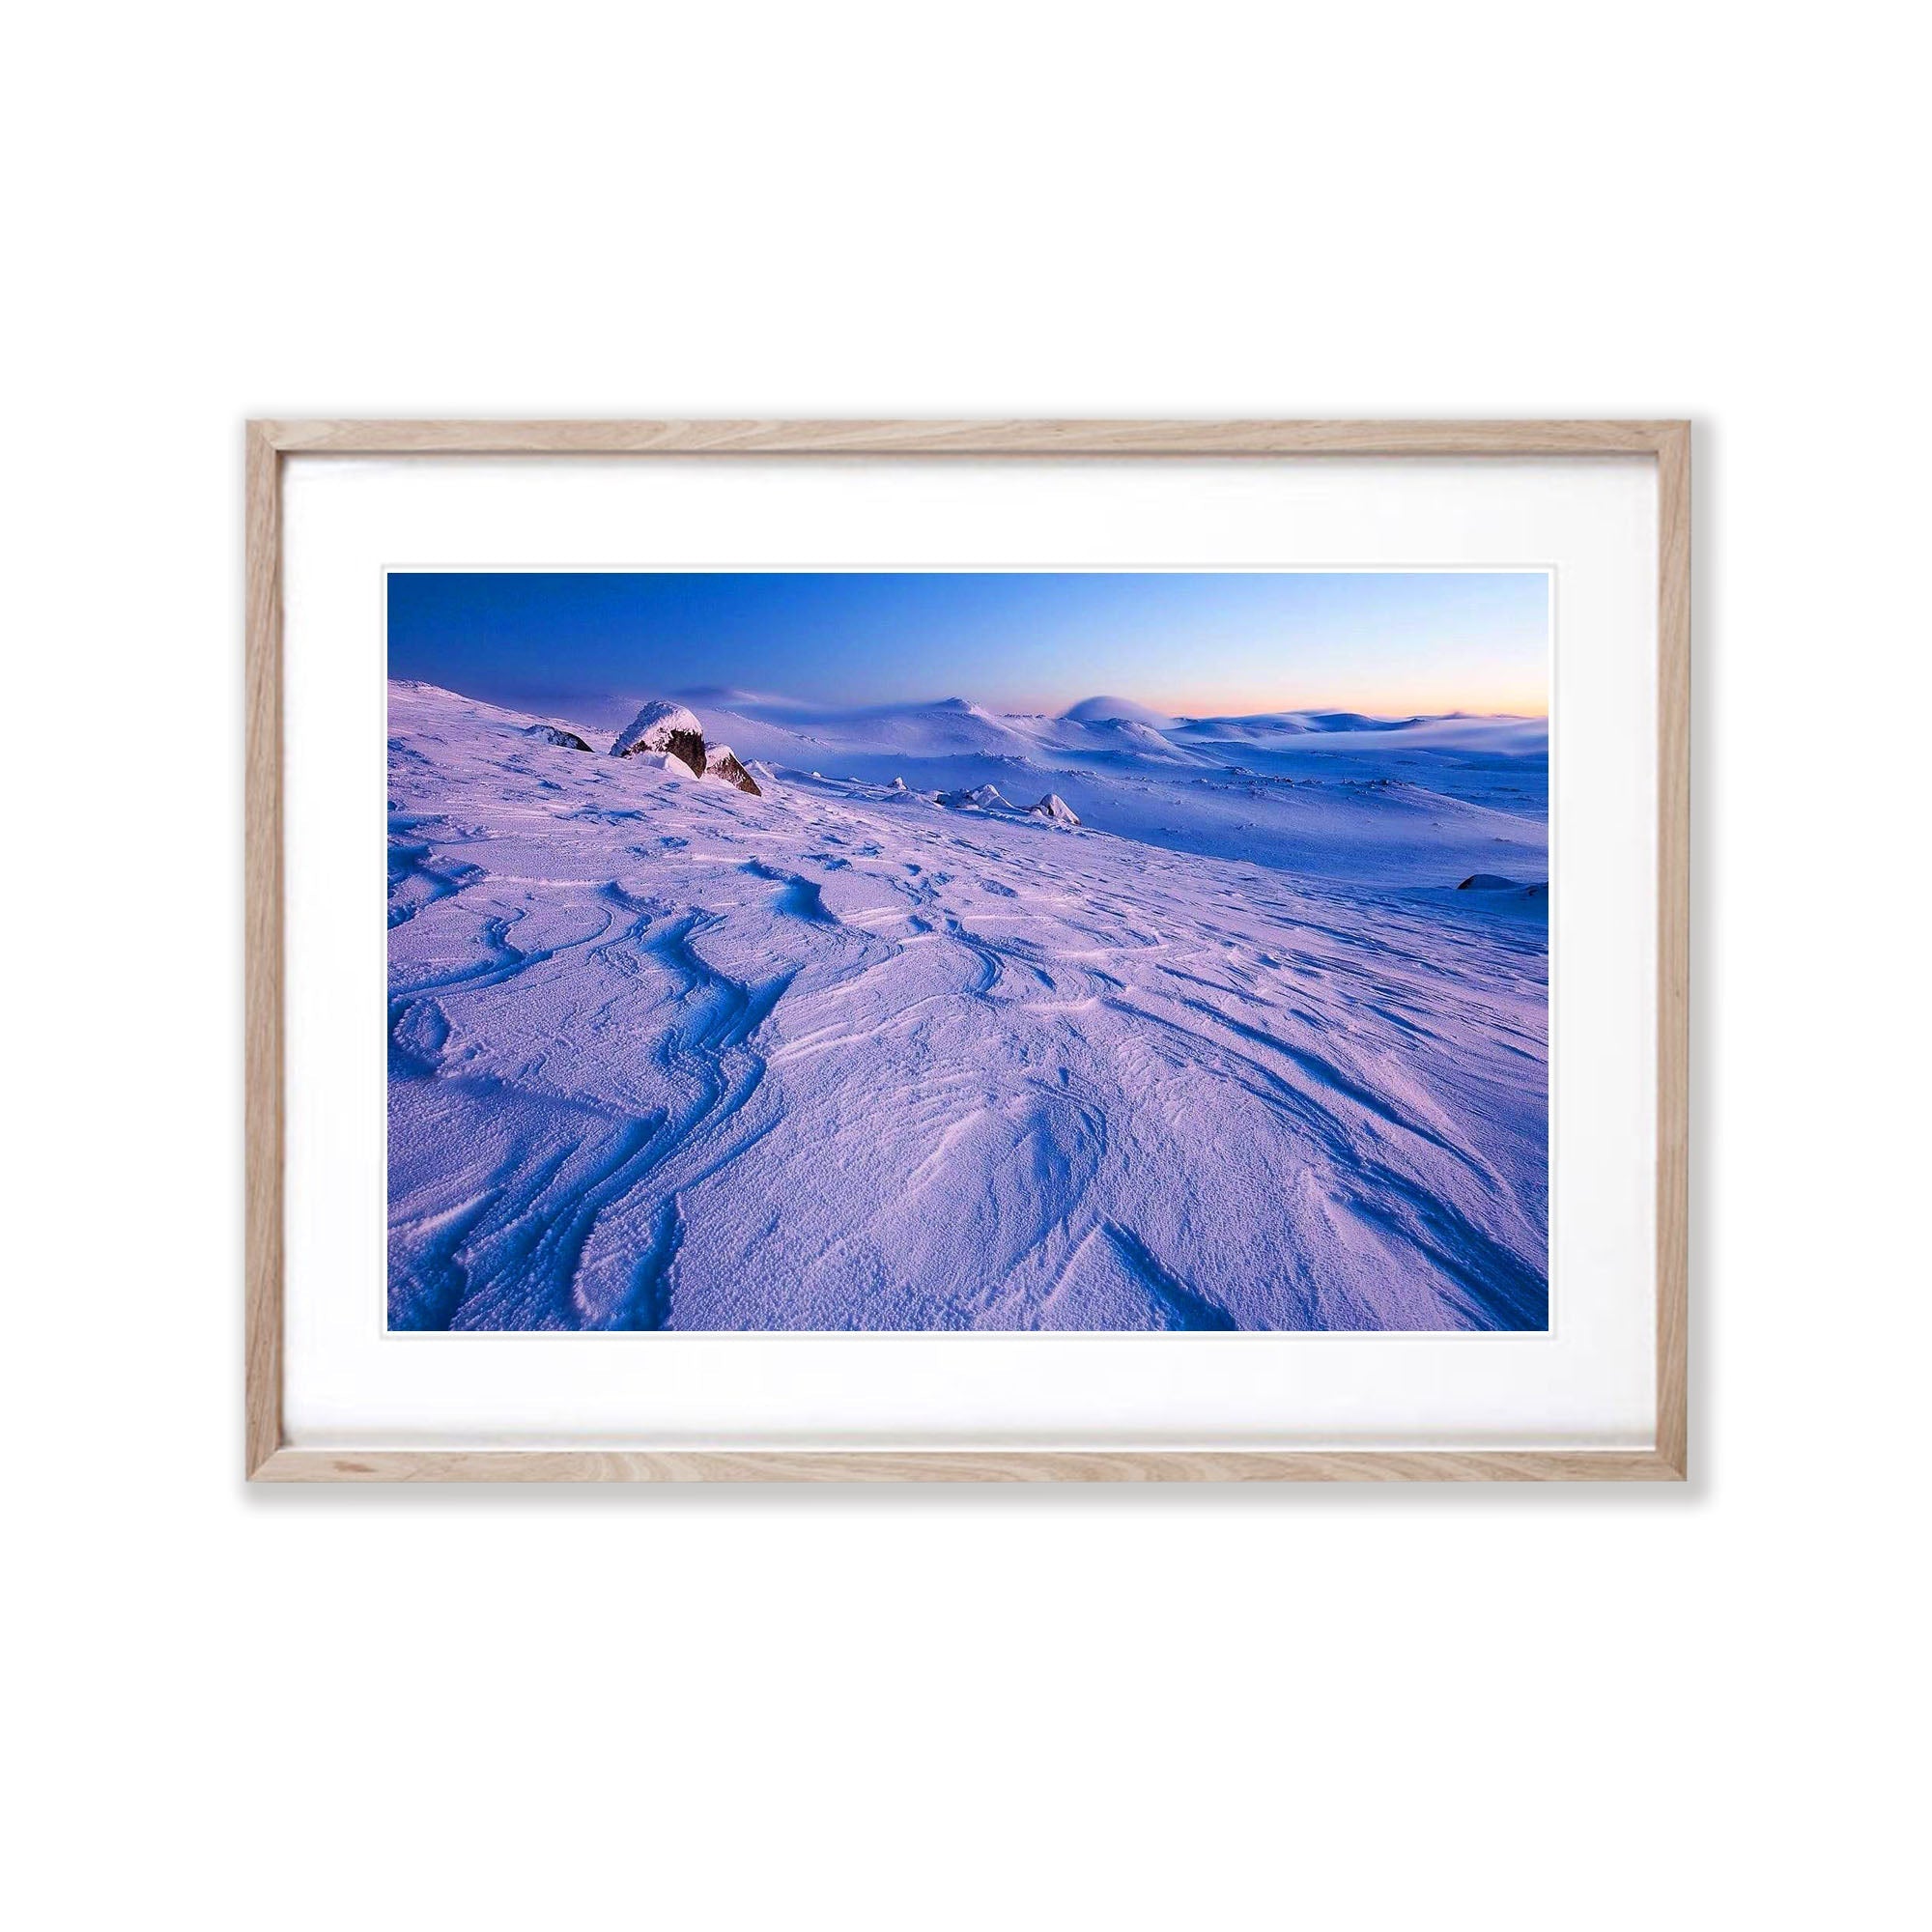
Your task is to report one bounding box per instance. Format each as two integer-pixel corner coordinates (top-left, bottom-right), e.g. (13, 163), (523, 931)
(387, 679), (1548, 1333)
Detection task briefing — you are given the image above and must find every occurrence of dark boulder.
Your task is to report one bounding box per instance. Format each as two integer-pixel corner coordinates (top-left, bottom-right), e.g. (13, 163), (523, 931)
(705, 746), (762, 796)
(611, 699), (706, 777)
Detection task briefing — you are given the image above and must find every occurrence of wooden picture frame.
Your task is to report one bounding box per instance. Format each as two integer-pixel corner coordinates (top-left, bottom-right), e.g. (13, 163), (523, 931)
(246, 419), (1689, 1482)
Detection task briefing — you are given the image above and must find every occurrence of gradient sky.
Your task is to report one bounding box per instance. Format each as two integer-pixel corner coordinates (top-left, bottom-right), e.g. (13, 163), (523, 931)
(387, 571), (1548, 718)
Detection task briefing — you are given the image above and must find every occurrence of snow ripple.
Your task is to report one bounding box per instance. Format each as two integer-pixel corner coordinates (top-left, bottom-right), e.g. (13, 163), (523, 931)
(386, 681), (1548, 1330)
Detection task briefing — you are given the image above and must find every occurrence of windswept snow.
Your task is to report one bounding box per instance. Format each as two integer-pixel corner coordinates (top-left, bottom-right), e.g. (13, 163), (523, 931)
(388, 679), (1548, 1331)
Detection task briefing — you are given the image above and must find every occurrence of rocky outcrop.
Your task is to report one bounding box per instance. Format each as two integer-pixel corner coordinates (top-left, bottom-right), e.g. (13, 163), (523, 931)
(704, 745), (762, 795)
(1028, 792), (1080, 826)
(524, 724), (592, 752)
(611, 699), (705, 777)
(1456, 874), (1548, 905)
(609, 700), (768, 795)
(939, 781), (1012, 811)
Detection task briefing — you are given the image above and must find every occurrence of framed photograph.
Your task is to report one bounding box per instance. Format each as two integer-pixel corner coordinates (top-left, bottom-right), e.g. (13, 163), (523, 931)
(246, 419), (1688, 1481)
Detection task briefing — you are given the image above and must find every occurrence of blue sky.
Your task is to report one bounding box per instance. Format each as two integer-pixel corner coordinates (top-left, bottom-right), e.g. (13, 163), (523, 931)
(387, 571), (1548, 717)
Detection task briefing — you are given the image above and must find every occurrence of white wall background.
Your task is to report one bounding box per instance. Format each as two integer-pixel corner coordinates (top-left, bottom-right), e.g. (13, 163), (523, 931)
(8, 5), (1924, 1928)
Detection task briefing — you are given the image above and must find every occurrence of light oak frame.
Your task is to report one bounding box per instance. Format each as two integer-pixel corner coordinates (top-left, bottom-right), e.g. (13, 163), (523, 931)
(245, 419), (1690, 1483)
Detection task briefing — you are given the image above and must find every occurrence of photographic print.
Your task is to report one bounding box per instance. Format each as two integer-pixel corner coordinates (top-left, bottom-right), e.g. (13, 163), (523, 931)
(386, 569), (1549, 1333)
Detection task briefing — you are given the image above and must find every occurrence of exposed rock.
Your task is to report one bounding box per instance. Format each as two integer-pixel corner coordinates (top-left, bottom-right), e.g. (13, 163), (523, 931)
(1028, 792), (1081, 826)
(939, 781), (1012, 810)
(612, 699), (705, 776)
(704, 745), (762, 795)
(524, 724), (592, 752)
(1456, 874), (1548, 910)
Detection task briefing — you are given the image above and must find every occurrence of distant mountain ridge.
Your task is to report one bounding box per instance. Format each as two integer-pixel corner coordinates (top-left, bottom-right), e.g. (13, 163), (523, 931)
(386, 677), (1547, 888)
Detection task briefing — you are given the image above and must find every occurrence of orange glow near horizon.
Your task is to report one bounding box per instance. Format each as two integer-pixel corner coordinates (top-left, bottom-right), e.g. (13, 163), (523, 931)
(1023, 677), (1549, 722)
(391, 571), (1552, 723)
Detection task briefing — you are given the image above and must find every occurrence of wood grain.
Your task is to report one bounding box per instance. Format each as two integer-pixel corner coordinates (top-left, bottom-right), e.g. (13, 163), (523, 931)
(242, 418), (1691, 1484)
(252, 1448), (1686, 1484)
(243, 424), (284, 1479)
(259, 417), (1680, 457)
(1655, 423), (1691, 1478)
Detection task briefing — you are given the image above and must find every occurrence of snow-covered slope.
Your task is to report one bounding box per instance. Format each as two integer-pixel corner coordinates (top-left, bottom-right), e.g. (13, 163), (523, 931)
(588, 693), (1551, 879)
(388, 679), (1548, 1331)
(1062, 695), (1179, 727)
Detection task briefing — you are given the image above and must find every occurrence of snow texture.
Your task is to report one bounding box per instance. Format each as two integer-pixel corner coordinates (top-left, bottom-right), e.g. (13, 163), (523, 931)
(388, 680), (1548, 1331)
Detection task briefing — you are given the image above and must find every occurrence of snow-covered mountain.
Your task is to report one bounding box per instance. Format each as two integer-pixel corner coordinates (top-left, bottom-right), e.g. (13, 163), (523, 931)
(1061, 694), (1179, 728)
(387, 679), (1548, 1331)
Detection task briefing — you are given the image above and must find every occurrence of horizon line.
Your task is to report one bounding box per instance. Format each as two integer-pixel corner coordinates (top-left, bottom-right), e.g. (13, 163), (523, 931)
(393, 675), (1548, 724)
